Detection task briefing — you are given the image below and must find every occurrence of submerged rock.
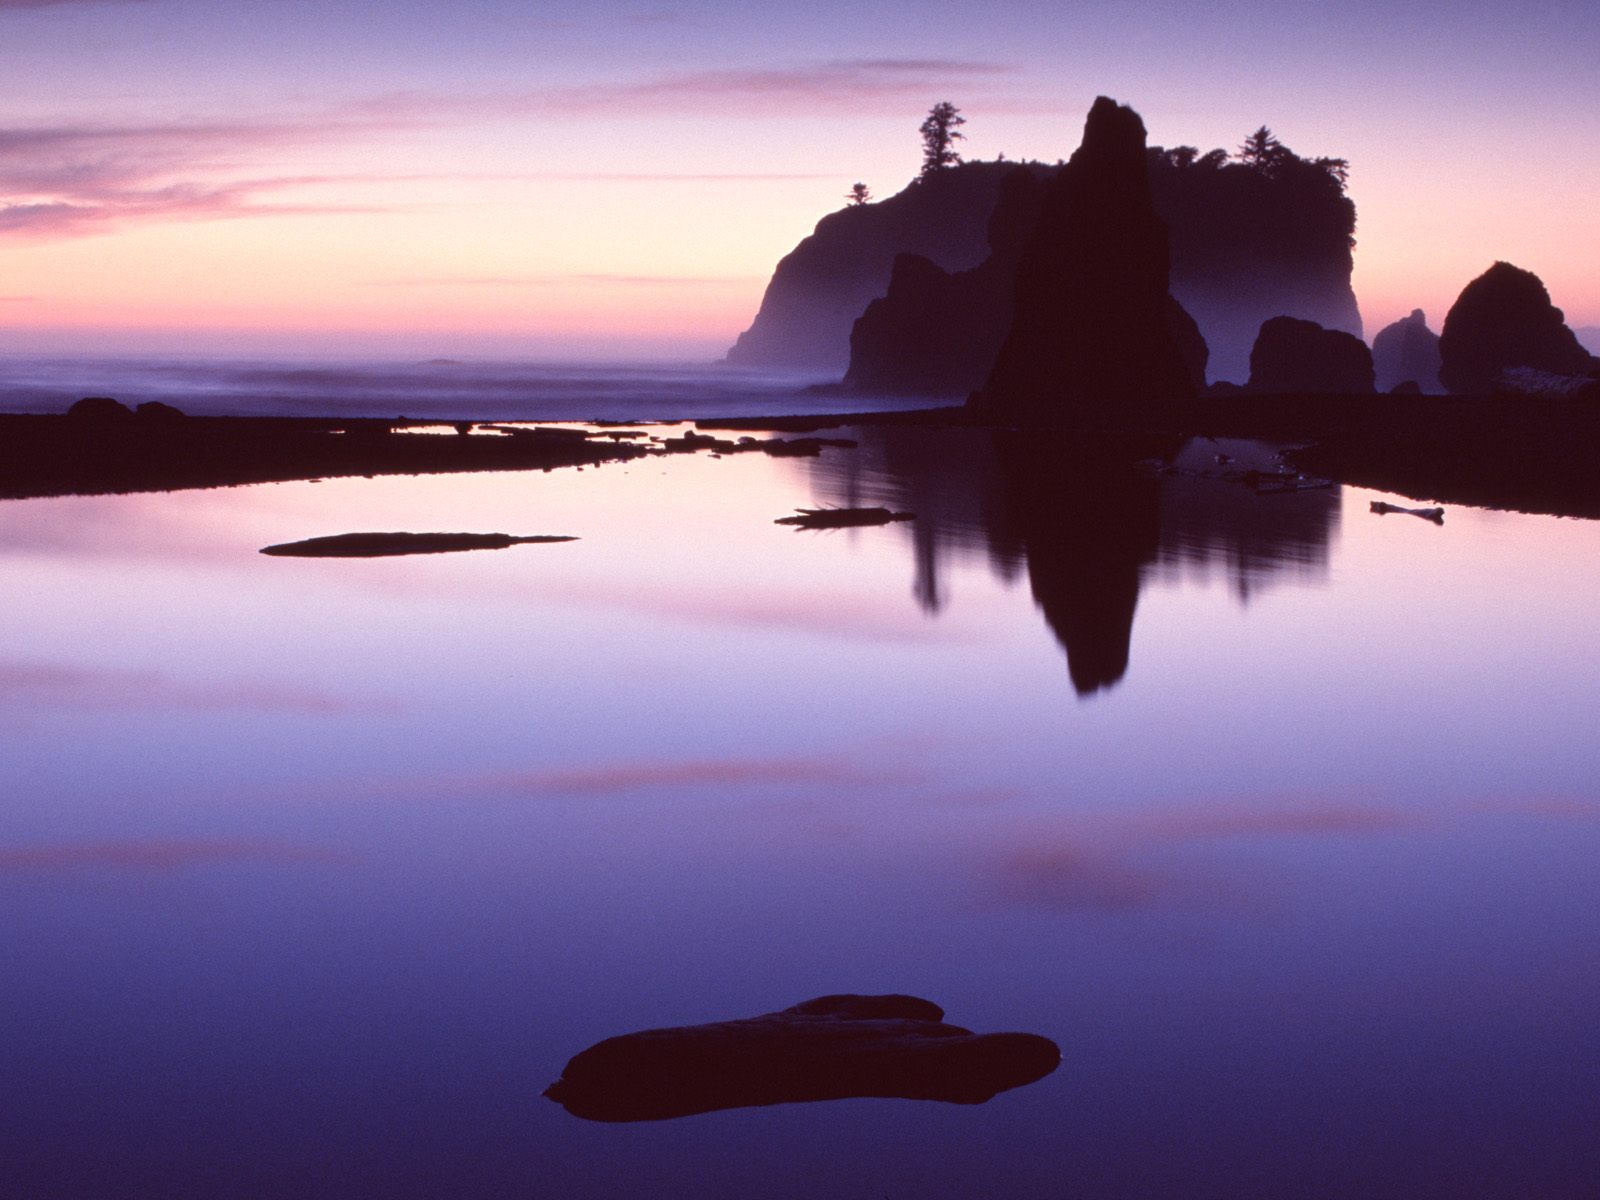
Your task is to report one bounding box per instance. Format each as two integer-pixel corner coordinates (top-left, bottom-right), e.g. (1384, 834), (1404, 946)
(1247, 316), (1375, 394)
(1439, 262), (1597, 395)
(1371, 309), (1442, 392)
(972, 97), (1196, 423)
(544, 994), (1060, 1122)
(260, 532), (578, 557)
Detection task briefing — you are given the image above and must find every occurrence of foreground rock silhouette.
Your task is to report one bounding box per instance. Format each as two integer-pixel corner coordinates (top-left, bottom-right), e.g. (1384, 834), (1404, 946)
(1371, 309), (1442, 392)
(972, 97), (1196, 423)
(1439, 262), (1597, 395)
(544, 994), (1060, 1122)
(259, 532), (578, 557)
(1248, 316), (1376, 394)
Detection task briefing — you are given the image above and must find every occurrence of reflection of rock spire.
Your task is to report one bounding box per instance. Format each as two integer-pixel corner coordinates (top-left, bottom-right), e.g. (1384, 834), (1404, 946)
(798, 427), (1339, 698)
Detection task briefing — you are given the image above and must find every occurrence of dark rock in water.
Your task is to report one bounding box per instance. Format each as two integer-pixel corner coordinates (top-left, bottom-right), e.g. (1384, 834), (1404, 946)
(972, 97), (1196, 424)
(1248, 316), (1375, 394)
(1371, 309), (1441, 392)
(543, 994), (1060, 1122)
(1390, 380), (1422, 396)
(68, 397), (133, 420)
(775, 506), (914, 529)
(135, 400), (186, 421)
(1439, 262), (1597, 395)
(260, 532), (578, 557)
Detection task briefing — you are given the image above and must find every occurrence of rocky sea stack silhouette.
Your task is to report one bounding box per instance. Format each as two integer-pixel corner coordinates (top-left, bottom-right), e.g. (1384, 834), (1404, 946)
(724, 162), (1022, 373)
(1439, 262), (1598, 395)
(971, 97), (1196, 423)
(730, 125), (1358, 383)
(1371, 309), (1442, 392)
(1248, 316), (1376, 394)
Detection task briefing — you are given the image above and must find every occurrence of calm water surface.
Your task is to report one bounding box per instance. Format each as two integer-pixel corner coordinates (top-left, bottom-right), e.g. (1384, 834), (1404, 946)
(2, 428), (1597, 1199)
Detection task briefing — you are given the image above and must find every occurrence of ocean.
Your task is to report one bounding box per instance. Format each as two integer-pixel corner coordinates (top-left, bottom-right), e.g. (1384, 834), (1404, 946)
(0, 355), (929, 421)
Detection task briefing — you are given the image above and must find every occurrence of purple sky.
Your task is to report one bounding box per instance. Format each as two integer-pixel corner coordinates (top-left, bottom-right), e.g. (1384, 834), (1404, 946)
(1, 0), (1596, 357)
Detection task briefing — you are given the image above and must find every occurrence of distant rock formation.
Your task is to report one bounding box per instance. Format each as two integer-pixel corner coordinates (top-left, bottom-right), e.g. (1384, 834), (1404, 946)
(729, 138), (1360, 383)
(724, 162), (1030, 373)
(971, 97), (1196, 424)
(1439, 263), (1598, 395)
(1371, 309), (1442, 392)
(1577, 326), (1600, 356)
(1247, 316), (1375, 394)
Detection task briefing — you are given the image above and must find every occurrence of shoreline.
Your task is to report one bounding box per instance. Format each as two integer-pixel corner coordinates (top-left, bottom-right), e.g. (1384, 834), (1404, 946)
(2, 390), (1597, 519)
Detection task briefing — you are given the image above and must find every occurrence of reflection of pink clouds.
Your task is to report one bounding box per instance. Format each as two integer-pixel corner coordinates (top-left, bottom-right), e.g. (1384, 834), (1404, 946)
(0, 660), (384, 714)
(616, 587), (961, 643)
(0, 838), (353, 872)
(1138, 803), (1429, 841)
(1475, 796), (1600, 820)
(480, 755), (916, 796)
(995, 843), (1237, 913)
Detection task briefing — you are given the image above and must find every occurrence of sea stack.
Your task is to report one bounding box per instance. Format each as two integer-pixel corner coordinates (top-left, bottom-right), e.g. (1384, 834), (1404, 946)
(1247, 316), (1376, 394)
(971, 97), (1196, 424)
(1439, 262), (1597, 395)
(1371, 309), (1442, 392)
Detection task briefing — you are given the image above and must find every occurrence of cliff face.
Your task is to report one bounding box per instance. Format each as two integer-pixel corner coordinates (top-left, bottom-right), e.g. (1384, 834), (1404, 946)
(723, 162), (1029, 373)
(971, 96), (1195, 423)
(729, 138), (1361, 384)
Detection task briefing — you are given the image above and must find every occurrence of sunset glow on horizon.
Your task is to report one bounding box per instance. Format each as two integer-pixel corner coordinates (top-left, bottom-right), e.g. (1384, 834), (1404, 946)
(3, 0), (1596, 360)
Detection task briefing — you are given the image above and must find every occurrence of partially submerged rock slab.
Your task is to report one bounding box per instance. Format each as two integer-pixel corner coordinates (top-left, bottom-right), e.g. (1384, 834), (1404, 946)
(544, 994), (1060, 1122)
(775, 506), (914, 529)
(260, 532), (578, 557)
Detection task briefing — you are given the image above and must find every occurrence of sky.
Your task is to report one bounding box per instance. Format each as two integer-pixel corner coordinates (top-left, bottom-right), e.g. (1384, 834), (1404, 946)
(0, 0), (1596, 360)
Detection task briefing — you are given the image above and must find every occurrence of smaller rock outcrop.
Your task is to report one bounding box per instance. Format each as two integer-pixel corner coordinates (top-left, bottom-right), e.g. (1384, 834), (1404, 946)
(1371, 309), (1441, 392)
(1438, 262), (1597, 395)
(1247, 316), (1375, 393)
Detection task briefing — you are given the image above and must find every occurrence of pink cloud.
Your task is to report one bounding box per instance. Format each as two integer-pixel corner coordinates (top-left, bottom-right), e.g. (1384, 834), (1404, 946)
(0, 659), (384, 714)
(350, 58), (1019, 122)
(0, 838), (353, 872)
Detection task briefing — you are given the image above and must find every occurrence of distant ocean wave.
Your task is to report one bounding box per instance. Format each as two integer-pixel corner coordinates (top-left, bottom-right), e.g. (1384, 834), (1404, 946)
(0, 356), (935, 421)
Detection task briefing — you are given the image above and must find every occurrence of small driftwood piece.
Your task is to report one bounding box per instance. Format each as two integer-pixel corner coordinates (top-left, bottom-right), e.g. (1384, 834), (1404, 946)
(544, 994), (1060, 1122)
(261, 532), (578, 557)
(774, 506), (914, 529)
(1369, 501), (1444, 524)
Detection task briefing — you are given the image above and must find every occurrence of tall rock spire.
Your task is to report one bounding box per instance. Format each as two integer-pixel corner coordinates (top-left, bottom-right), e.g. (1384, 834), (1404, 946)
(972, 97), (1196, 423)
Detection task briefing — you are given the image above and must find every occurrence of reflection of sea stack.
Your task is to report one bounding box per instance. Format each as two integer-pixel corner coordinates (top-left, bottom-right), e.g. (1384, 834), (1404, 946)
(990, 434), (1169, 695)
(1439, 262), (1597, 395)
(544, 994), (1060, 1122)
(1371, 309), (1442, 392)
(972, 97), (1197, 424)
